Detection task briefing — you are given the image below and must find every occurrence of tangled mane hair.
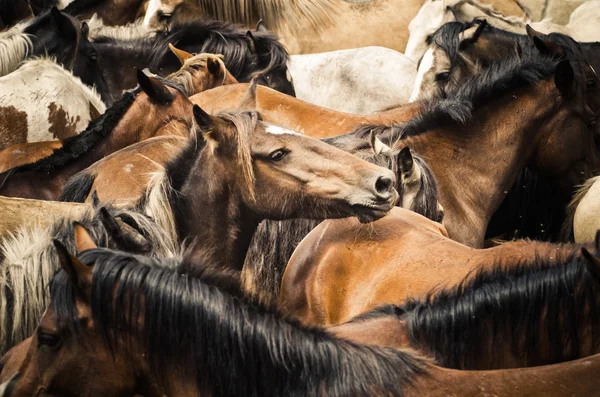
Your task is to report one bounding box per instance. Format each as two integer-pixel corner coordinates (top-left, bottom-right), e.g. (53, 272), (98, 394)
(0, 204), (176, 354)
(49, 247), (427, 396)
(354, 245), (600, 369)
(0, 22), (32, 76)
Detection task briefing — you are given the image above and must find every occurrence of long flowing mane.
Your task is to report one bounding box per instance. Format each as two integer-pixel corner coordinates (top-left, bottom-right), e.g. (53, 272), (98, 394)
(0, 205), (176, 354)
(50, 247), (427, 396)
(357, 247), (600, 369)
(195, 0), (339, 34)
(0, 22), (32, 76)
(148, 19), (290, 79)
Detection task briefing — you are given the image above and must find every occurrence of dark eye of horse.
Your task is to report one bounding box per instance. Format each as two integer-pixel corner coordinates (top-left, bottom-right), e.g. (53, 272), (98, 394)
(587, 79), (597, 90)
(89, 52), (98, 63)
(435, 72), (450, 82)
(38, 332), (60, 348)
(269, 149), (287, 161)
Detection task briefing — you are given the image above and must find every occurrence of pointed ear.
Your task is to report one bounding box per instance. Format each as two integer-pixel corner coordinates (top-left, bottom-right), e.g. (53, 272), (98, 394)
(256, 19), (268, 32)
(370, 130), (391, 154)
(53, 239), (93, 294)
(398, 147), (414, 175)
(246, 31), (257, 54)
(169, 43), (194, 65)
(207, 56), (221, 76)
(193, 105), (214, 132)
(442, 6), (457, 23)
(73, 222), (97, 254)
(81, 22), (89, 38)
(50, 7), (77, 39)
(91, 190), (100, 209)
(99, 207), (151, 253)
(582, 247), (600, 284)
(555, 60), (574, 96)
(137, 69), (174, 104)
(458, 19), (487, 49)
(528, 27), (565, 57)
(525, 24), (543, 39)
(239, 77), (258, 109)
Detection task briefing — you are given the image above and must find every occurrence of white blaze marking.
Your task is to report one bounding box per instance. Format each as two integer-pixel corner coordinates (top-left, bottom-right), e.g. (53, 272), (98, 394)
(143, 0), (163, 27)
(123, 164), (134, 173)
(409, 47), (435, 102)
(265, 123), (302, 136)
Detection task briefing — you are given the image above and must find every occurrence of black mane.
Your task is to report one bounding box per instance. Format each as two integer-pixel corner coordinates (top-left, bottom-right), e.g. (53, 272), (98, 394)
(50, 248), (426, 396)
(362, 247), (600, 369)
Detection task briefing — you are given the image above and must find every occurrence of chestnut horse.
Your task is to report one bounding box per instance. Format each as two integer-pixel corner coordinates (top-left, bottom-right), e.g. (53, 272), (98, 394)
(4, 244), (600, 396)
(330, 243), (600, 369)
(190, 84), (424, 138)
(0, 71), (195, 200)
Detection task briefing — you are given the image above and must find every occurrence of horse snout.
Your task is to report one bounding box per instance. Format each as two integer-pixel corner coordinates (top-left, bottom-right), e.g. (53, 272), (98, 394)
(373, 173), (396, 201)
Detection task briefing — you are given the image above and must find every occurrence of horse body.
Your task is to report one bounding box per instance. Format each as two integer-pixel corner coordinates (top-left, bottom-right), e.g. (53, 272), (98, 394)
(190, 83), (424, 138)
(0, 60), (105, 150)
(280, 207), (578, 326)
(289, 47), (416, 114)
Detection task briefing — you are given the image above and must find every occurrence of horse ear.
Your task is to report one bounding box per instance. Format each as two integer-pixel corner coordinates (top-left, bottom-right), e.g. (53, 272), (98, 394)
(525, 24), (543, 39)
(239, 77), (258, 109)
(207, 56), (221, 76)
(193, 105), (214, 131)
(169, 43), (194, 65)
(73, 222), (98, 254)
(81, 22), (89, 39)
(137, 69), (174, 104)
(98, 207), (151, 253)
(370, 130), (391, 154)
(398, 147), (414, 175)
(582, 247), (600, 284)
(246, 31), (257, 54)
(527, 26), (565, 57)
(50, 7), (77, 39)
(53, 239), (92, 294)
(442, 6), (457, 23)
(554, 60), (574, 96)
(459, 19), (487, 48)
(91, 190), (100, 209)
(256, 19), (268, 32)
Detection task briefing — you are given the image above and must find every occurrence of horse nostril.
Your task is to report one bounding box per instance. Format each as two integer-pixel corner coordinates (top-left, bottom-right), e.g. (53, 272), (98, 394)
(375, 176), (393, 196)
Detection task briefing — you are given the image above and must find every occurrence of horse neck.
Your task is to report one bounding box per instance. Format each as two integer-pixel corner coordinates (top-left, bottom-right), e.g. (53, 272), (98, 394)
(404, 83), (557, 247)
(175, 151), (258, 271)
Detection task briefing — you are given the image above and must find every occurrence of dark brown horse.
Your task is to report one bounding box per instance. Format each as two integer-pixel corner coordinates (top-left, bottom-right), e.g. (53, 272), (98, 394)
(136, 85), (397, 271)
(4, 244), (600, 397)
(0, 71), (194, 200)
(325, 49), (599, 247)
(330, 243), (600, 369)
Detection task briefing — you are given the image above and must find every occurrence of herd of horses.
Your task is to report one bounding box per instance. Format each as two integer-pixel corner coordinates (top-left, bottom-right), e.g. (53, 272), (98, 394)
(2, 0), (600, 395)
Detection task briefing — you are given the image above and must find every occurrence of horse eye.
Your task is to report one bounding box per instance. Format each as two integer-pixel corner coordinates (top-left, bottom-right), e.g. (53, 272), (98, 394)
(435, 71), (450, 82)
(587, 79), (597, 89)
(269, 149), (287, 161)
(89, 52), (98, 62)
(38, 332), (60, 348)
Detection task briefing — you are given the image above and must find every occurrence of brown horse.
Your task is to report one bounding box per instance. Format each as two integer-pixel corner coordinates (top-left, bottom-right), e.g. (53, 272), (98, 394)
(326, 49), (599, 247)
(190, 84), (424, 138)
(4, 244), (600, 397)
(280, 207), (585, 326)
(242, 143), (444, 306)
(0, 48), (235, 172)
(329, 242), (600, 369)
(136, 85), (397, 271)
(0, 71), (194, 200)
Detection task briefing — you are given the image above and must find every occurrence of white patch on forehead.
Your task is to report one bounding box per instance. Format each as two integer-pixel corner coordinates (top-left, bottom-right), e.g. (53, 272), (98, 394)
(409, 47), (435, 102)
(143, 0), (163, 27)
(264, 123), (302, 136)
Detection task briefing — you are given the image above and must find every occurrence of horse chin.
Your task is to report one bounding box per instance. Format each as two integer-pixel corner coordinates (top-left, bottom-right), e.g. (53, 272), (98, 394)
(353, 206), (391, 224)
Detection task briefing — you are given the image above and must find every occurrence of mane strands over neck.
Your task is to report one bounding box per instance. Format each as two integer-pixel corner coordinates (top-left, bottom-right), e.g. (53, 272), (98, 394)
(51, 248), (428, 396)
(395, 247), (600, 369)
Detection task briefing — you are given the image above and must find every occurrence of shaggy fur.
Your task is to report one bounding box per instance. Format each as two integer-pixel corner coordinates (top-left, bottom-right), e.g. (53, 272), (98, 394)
(0, 205), (176, 354)
(0, 22), (32, 76)
(87, 14), (152, 40)
(59, 173), (95, 202)
(49, 248), (427, 396)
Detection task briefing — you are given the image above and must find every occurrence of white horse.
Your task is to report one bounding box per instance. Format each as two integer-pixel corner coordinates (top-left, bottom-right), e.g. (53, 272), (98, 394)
(289, 46), (417, 114)
(564, 176), (600, 243)
(531, 1), (600, 42)
(0, 59), (106, 150)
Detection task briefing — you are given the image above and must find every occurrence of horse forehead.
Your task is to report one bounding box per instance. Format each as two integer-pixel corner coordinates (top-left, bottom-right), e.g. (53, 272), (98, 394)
(263, 123), (302, 137)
